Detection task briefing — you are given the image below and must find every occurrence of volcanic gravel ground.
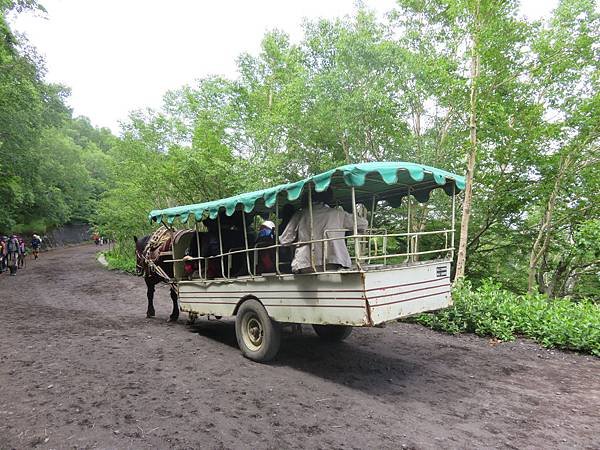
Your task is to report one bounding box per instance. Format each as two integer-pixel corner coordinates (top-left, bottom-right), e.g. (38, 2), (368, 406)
(0, 244), (598, 449)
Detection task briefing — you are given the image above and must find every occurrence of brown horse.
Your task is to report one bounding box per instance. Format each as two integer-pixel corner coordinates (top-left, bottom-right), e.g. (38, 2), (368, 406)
(134, 234), (179, 322)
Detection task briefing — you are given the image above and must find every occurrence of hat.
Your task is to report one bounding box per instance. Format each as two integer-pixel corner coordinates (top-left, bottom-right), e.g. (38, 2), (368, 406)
(261, 220), (275, 229)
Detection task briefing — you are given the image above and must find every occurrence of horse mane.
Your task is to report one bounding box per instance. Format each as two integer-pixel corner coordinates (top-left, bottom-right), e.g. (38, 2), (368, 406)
(136, 235), (150, 253)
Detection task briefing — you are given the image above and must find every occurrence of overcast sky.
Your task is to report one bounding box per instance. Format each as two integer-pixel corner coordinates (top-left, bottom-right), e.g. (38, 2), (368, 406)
(11, 0), (558, 133)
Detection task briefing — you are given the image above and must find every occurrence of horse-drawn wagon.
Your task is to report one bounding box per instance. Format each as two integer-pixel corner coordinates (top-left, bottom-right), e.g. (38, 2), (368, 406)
(144, 162), (465, 362)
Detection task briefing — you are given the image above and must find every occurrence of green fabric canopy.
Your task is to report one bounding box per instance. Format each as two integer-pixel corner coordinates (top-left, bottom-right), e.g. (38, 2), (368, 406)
(149, 161), (466, 224)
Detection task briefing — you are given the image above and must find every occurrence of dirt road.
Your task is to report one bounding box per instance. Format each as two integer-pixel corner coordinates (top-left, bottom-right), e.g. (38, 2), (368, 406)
(0, 244), (598, 449)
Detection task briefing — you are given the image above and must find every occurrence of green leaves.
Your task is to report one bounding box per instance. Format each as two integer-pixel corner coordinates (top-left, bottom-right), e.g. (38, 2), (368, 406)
(411, 280), (600, 356)
(2, 0), (595, 305)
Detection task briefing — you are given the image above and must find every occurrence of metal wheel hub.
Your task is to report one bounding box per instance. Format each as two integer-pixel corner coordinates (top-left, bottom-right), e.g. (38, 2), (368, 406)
(243, 315), (264, 350)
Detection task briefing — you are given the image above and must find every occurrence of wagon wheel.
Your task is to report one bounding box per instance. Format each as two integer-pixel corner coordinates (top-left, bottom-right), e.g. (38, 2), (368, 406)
(235, 299), (281, 362)
(312, 324), (353, 342)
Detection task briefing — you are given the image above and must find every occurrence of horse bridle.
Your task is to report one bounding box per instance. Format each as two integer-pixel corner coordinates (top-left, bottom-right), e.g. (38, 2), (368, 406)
(135, 245), (173, 284)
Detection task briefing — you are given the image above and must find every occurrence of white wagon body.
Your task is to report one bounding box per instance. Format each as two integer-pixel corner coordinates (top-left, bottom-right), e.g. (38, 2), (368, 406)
(177, 260), (451, 326)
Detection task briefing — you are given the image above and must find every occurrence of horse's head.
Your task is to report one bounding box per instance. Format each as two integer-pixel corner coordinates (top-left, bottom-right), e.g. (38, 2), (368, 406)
(133, 235), (150, 276)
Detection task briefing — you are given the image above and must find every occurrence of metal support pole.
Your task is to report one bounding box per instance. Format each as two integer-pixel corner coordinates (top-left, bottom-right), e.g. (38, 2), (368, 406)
(369, 195), (377, 230)
(275, 198), (281, 275)
(351, 187), (362, 270)
(406, 188), (412, 261)
(216, 213), (226, 278)
(195, 220), (202, 280)
(241, 211), (252, 276)
(451, 183), (456, 258)
(169, 225), (175, 279)
(322, 230), (327, 268)
(308, 187), (317, 272)
(160, 219), (175, 233)
(383, 235), (387, 265)
(369, 195), (377, 262)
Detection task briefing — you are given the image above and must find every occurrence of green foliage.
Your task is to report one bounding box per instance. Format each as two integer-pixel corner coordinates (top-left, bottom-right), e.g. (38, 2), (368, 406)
(104, 247), (137, 274)
(88, 0), (599, 299)
(411, 280), (600, 356)
(0, 3), (113, 234)
(3, 0), (598, 306)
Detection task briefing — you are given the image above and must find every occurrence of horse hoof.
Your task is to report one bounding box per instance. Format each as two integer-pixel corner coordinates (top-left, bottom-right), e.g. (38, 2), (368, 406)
(168, 316), (179, 323)
(147, 312), (155, 318)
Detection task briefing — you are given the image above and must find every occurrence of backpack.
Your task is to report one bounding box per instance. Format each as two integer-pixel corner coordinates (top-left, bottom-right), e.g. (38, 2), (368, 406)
(7, 238), (18, 253)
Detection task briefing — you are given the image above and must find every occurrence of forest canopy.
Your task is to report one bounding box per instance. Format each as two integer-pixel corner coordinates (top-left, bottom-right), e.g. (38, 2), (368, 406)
(0, 0), (115, 232)
(1, 0), (598, 299)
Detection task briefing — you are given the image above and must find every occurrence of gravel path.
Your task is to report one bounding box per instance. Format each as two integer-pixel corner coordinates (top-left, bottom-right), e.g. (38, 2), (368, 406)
(0, 244), (598, 449)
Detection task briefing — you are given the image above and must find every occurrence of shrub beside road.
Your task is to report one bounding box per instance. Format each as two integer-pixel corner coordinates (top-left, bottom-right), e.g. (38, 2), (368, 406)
(412, 280), (600, 356)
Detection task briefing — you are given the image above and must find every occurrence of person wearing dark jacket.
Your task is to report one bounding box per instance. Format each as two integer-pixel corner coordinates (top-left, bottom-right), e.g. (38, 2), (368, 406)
(6, 235), (20, 275)
(0, 236), (7, 273)
(31, 234), (42, 259)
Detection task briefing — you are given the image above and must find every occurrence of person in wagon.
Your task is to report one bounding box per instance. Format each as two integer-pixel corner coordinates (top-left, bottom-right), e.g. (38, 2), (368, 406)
(257, 219), (275, 241)
(255, 220), (276, 274)
(279, 188), (368, 273)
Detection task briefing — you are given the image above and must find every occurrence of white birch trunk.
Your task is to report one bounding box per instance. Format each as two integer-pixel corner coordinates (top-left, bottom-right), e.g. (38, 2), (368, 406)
(455, 6), (481, 280)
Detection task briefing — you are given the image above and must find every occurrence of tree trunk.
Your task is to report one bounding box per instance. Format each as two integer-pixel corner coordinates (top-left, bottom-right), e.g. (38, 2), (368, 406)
(455, 5), (481, 280)
(549, 256), (570, 298)
(527, 152), (573, 292)
(413, 103), (422, 154)
(341, 134), (350, 163)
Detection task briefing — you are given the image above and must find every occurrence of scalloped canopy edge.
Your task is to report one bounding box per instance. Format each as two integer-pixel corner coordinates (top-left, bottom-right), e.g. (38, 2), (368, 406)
(149, 161), (465, 224)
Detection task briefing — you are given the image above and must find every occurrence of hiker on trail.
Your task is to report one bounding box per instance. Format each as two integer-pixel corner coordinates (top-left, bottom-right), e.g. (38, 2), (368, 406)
(6, 234), (20, 276)
(0, 236), (7, 273)
(31, 234), (42, 259)
(17, 237), (26, 268)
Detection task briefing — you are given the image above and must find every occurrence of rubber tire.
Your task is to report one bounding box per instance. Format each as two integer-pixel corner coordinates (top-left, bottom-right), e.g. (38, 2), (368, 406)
(312, 324), (353, 342)
(235, 299), (281, 362)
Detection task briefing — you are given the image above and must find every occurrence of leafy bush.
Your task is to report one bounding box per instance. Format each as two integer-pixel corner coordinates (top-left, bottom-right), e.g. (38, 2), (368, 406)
(104, 244), (137, 274)
(410, 280), (600, 356)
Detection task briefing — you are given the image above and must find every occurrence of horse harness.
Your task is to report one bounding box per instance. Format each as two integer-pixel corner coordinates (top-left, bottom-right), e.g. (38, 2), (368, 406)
(138, 226), (175, 285)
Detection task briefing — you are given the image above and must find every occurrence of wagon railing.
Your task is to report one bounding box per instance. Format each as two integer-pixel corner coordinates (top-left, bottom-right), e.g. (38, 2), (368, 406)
(164, 228), (454, 280)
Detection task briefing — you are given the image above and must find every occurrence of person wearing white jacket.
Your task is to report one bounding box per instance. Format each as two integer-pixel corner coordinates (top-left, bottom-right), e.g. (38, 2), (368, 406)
(280, 188), (368, 273)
